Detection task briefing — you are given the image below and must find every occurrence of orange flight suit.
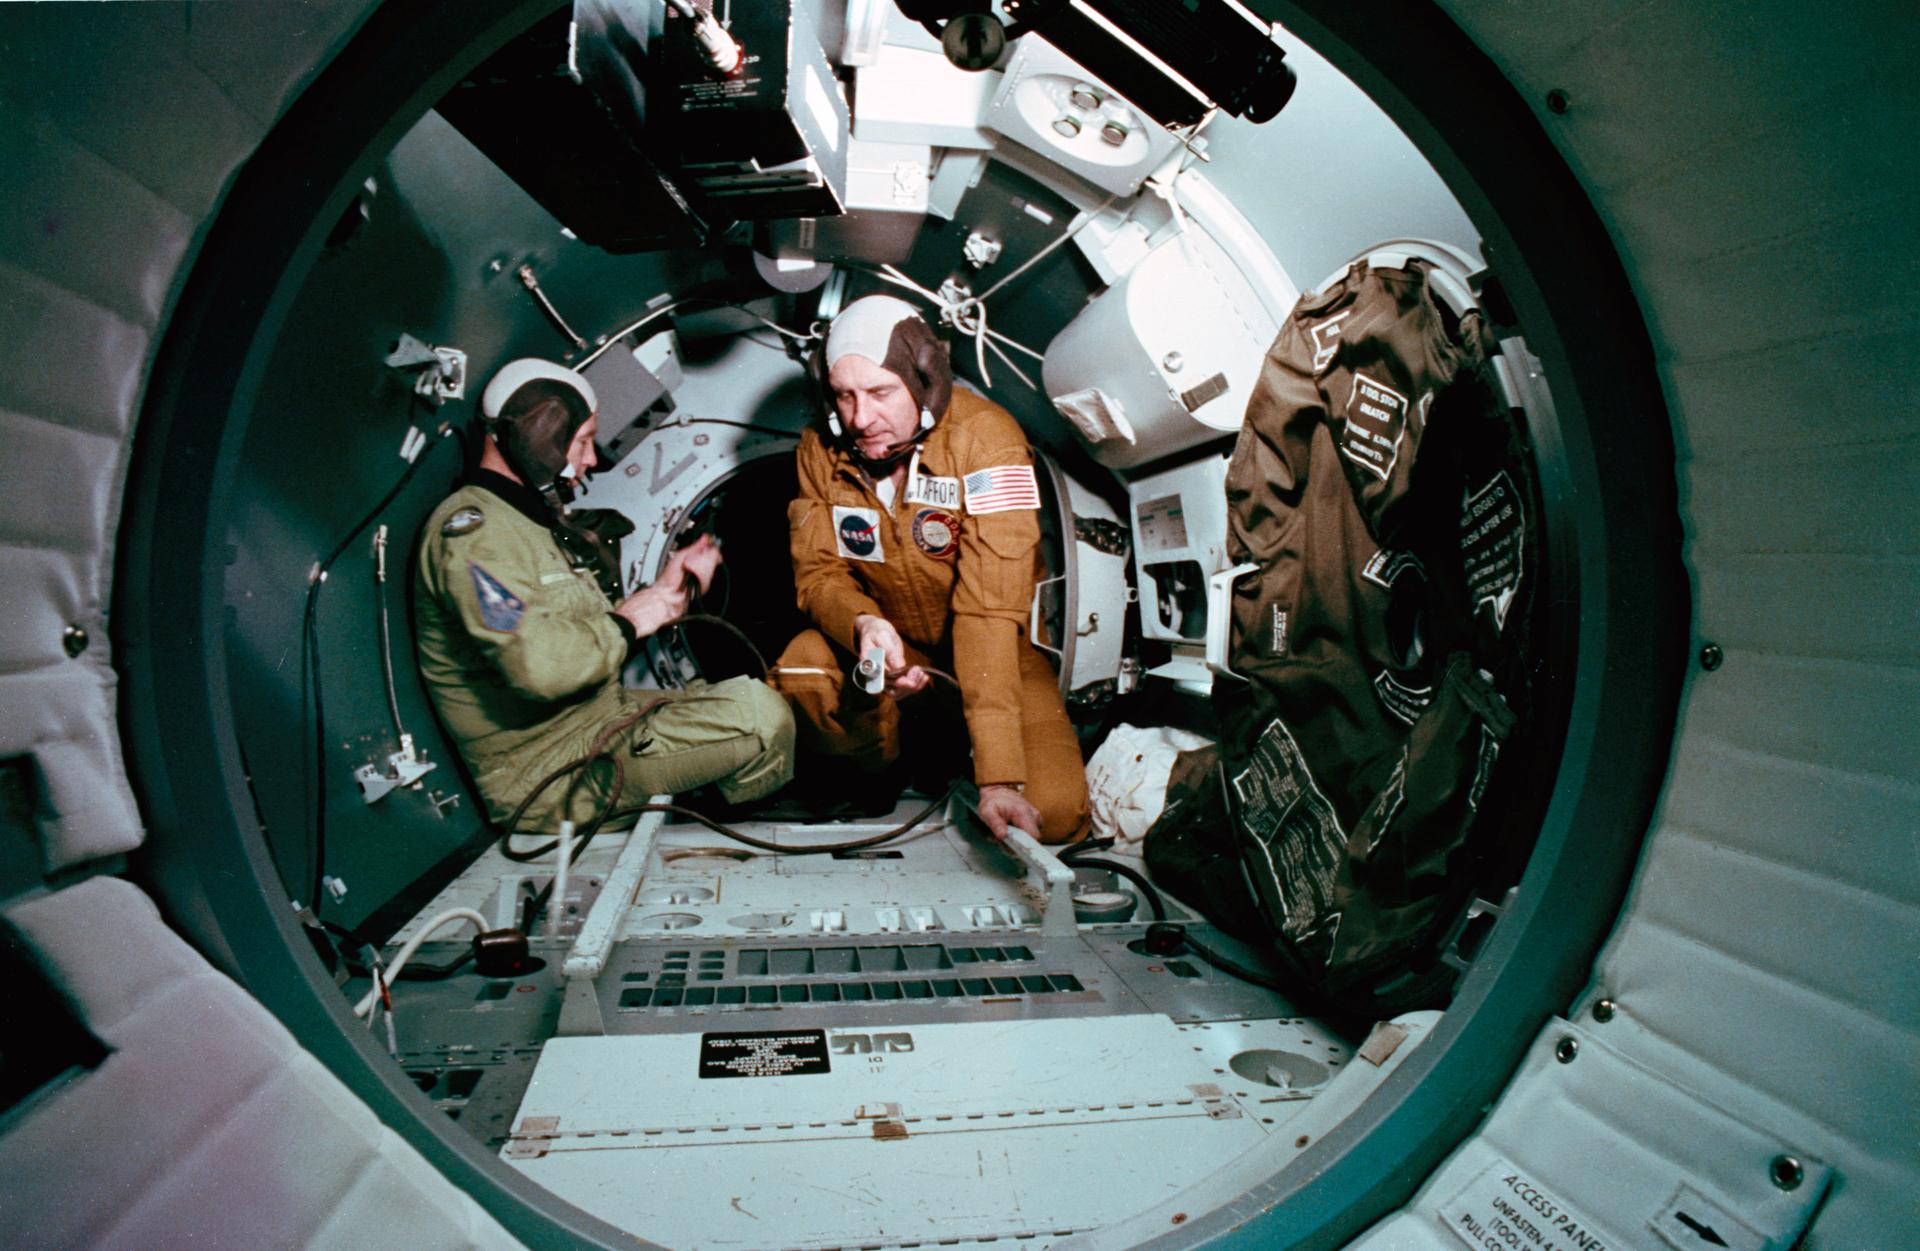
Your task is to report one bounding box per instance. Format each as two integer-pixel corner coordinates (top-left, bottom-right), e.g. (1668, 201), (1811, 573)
(774, 388), (1089, 842)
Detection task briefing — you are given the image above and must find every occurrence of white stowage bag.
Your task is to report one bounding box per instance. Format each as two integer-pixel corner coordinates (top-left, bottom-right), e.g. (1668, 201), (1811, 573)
(1085, 723), (1214, 850)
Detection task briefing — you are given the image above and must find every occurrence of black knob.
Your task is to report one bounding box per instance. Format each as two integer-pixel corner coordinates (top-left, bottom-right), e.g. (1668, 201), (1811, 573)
(1144, 922), (1187, 956)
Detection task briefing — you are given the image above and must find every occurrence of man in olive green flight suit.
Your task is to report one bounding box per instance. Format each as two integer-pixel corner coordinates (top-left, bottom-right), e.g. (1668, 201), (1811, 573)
(416, 358), (794, 832)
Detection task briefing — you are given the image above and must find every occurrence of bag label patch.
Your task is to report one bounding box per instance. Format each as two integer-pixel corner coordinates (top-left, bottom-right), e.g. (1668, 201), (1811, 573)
(1358, 751), (1408, 855)
(1308, 309), (1352, 374)
(1373, 670), (1433, 726)
(1461, 470), (1524, 630)
(467, 562), (525, 633)
(1340, 371), (1409, 482)
(963, 464), (1040, 514)
(911, 508), (959, 558)
(1361, 548), (1425, 590)
(1231, 717), (1347, 954)
(904, 472), (960, 510)
(833, 506), (885, 562)
(1269, 604), (1289, 656)
(1468, 724), (1501, 812)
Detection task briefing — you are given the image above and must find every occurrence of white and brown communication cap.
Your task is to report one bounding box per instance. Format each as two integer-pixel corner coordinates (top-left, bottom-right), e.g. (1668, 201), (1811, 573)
(823, 295), (952, 419)
(479, 358), (598, 494)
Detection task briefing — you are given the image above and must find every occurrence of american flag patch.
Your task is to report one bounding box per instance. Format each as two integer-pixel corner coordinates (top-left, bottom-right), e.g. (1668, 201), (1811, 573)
(962, 463), (1040, 514)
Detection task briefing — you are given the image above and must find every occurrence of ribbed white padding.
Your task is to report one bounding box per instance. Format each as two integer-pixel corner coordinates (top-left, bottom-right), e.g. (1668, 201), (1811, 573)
(0, 3), (368, 872)
(1354, 4), (1920, 1248)
(3, 877), (525, 1250)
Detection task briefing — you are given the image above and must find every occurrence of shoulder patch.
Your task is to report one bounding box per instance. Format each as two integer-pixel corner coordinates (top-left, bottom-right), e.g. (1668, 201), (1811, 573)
(963, 464), (1040, 514)
(442, 506), (485, 537)
(833, 505), (885, 563)
(468, 561), (526, 633)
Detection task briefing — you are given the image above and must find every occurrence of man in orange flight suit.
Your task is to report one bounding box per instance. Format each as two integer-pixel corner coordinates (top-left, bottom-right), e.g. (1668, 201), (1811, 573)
(773, 295), (1089, 843)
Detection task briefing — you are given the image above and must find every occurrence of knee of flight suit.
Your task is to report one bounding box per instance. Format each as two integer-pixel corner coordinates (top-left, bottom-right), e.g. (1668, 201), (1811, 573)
(711, 676), (796, 803)
(774, 629), (840, 674)
(1028, 771), (1091, 844)
(772, 629), (900, 767)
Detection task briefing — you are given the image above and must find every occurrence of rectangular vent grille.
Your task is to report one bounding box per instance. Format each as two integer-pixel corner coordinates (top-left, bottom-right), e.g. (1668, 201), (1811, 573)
(618, 972), (1084, 1010)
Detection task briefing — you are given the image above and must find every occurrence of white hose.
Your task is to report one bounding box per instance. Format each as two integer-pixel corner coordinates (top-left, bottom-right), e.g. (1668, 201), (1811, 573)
(551, 819), (574, 934)
(352, 907), (489, 1018)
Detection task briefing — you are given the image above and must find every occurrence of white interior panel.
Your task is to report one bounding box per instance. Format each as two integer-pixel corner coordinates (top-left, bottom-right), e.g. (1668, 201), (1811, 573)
(1434, 7), (1920, 1251)
(2, 878), (525, 1250)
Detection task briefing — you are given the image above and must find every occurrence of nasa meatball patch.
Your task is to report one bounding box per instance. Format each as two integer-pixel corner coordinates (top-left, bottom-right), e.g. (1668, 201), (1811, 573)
(467, 562), (525, 633)
(833, 505), (885, 563)
(911, 508), (959, 558)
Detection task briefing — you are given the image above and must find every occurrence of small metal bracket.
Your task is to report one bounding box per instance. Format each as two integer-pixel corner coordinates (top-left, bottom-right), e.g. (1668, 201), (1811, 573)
(384, 333), (467, 404)
(354, 745), (437, 805)
(963, 230), (1003, 269)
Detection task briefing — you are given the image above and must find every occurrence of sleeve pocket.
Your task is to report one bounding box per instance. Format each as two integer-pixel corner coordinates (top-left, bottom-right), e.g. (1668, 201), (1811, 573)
(974, 511), (1039, 560)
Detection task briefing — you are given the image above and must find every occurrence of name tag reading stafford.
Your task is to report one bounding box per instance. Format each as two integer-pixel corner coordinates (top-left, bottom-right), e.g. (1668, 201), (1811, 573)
(905, 472), (961, 510)
(698, 1029), (832, 1079)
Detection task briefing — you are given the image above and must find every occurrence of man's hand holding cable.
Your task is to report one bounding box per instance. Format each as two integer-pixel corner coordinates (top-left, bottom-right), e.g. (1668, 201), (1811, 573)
(976, 783), (1042, 842)
(667, 533), (722, 593)
(616, 535), (722, 638)
(852, 613), (929, 697)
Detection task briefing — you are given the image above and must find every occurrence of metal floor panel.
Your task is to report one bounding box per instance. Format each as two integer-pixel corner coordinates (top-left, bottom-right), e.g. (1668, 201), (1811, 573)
(505, 1016), (1352, 1249)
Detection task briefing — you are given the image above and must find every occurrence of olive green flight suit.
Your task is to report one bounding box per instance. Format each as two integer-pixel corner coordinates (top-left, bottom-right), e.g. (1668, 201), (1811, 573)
(416, 477), (793, 831)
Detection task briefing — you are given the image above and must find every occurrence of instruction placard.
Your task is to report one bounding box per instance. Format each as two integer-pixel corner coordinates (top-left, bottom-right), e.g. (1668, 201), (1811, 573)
(699, 1030), (831, 1079)
(1135, 494), (1190, 554)
(1340, 372), (1409, 481)
(1442, 1160), (1615, 1251)
(1460, 470), (1525, 631)
(1231, 717), (1346, 946)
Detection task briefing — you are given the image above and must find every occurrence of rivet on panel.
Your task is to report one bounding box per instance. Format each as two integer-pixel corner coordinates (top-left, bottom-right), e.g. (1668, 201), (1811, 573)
(1554, 1036), (1579, 1064)
(1591, 998), (1616, 1023)
(1699, 643), (1724, 671)
(1770, 1155), (1804, 1191)
(62, 624), (89, 657)
(1546, 88), (1571, 114)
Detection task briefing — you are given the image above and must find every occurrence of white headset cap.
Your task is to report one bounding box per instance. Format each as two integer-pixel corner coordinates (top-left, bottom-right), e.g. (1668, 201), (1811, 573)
(823, 295), (924, 371)
(480, 358), (597, 420)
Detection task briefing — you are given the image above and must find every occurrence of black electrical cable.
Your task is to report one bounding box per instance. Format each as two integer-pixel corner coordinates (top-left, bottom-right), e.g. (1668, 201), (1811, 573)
(303, 411), (451, 916)
(499, 748), (958, 862)
(343, 948), (475, 982)
(672, 612), (770, 679)
(1058, 853), (1167, 922)
(504, 784), (954, 939)
(680, 417), (797, 438)
(602, 784), (956, 856)
(1181, 932), (1290, 993)
(1059, 848), (1291, 992)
